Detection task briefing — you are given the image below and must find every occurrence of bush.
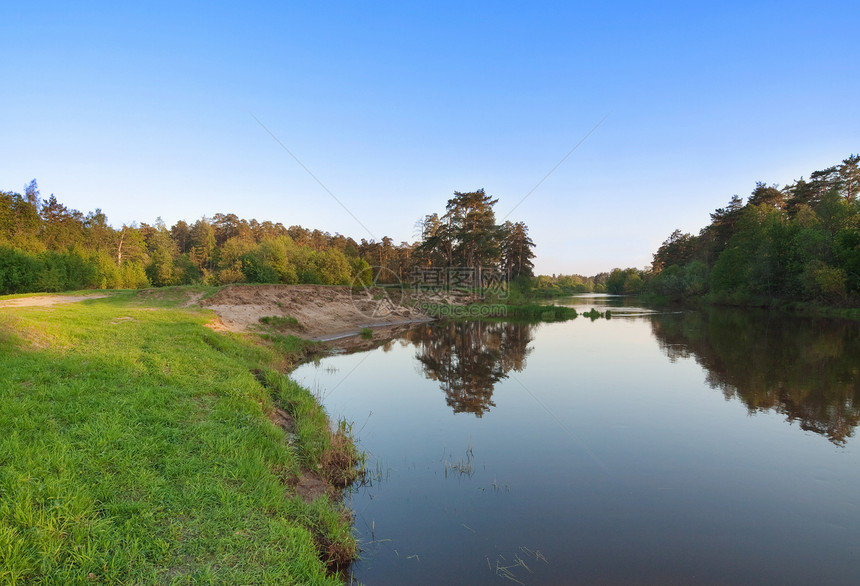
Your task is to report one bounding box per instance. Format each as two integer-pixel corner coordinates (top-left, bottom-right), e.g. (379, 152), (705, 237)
(241, 253), (280, 284)
(0, 247), (42, 294)
(120, 262), (151, 289)
(802, 261), (847, 303)
(92, 252), (122, 289)
(649, 261), (708, 301)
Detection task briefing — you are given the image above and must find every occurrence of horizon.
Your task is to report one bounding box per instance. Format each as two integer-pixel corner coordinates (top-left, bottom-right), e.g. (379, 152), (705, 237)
(2, 2), (858, 275)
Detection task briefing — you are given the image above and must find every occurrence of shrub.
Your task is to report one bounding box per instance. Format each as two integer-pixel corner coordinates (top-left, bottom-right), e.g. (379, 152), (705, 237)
(0, 247), (42, 294)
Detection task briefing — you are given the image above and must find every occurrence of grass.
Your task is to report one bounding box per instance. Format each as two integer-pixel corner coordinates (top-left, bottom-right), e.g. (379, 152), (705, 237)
(0, 290), (357, 584)
(259, 315), (304, 331)
(642, 290), (860, 322)
(423, 302), (581, 323)
(503, 304), (580, 321)
(358, 327), (373, 340)
(256, 333), (322, 371)
(582, 308), (603, 320)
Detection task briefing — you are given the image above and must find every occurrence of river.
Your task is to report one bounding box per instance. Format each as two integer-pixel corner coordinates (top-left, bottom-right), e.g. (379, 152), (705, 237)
(291, 296), (860, 585)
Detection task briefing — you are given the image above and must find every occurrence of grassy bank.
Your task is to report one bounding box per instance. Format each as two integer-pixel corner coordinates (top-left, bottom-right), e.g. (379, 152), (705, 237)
(639, 289), (860, 322)
(707, 296), (860, 321)
(0, 290), (358, 584)
(500, 303), (581, 321)
(423, 301), (585, 322)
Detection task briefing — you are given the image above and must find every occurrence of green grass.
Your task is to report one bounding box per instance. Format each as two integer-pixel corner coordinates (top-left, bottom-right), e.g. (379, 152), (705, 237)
(259, 315), (303, 331)
(0, 292), (354, 584)
(358, 327), (373, 340)
(503, 304), (580, 321)
(423, 302), (581, 323)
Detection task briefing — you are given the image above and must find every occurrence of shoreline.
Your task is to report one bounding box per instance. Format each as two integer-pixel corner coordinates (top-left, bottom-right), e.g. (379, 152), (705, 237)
(0, 288), (366, 583)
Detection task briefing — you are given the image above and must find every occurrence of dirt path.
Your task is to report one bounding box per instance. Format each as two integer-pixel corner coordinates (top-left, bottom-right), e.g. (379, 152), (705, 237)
(0, 294), (110, 308)
(199, 284), (432, 340)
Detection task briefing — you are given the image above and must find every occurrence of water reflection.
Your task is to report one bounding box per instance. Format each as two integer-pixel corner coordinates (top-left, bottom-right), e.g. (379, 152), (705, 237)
(402, 321), (534, 416)
(292, 308), (860, 584)
(651, 309), (860, 444)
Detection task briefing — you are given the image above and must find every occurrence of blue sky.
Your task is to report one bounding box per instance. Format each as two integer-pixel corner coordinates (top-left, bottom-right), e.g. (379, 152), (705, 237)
(2, 1), (858, 275)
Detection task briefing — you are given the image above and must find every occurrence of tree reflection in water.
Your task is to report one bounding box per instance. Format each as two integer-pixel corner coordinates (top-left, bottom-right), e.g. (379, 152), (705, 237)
(651, 309), (860, 445)
(403, 321), (534, 417)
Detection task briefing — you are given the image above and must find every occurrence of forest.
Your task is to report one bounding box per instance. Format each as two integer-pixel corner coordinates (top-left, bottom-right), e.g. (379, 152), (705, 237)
(3, 154), (859, 309)
(0, 186), (534, 295)
(533, 154), (860, 308)
(647, 154), (860, 306)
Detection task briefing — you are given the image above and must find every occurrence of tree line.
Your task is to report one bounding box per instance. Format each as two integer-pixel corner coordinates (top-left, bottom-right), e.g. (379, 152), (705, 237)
(0, 183), (535, 295)
(649, 154), (860, 305)
(529, 154), (860, 307)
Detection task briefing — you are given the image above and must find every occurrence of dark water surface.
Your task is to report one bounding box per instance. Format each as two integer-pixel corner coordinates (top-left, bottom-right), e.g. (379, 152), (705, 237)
(292, 297), (860, 585)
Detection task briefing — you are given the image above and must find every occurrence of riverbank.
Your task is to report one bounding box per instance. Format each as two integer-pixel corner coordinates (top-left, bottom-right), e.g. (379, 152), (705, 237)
(198, 283), (432, 340)
(635, 290), (860, 322)
(423, 301), (584, 322)
(711, 297), (860, 321)
(0, 289), (362, 584)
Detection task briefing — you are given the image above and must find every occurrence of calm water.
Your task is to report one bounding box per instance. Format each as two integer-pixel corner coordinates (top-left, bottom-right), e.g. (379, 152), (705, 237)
(292, 296), (860, 585)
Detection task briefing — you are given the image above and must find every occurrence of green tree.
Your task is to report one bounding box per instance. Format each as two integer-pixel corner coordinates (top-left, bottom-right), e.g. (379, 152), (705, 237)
(605, 268), (645, 294)
(314, 248), (352, 285)
(0, 247), (42, 294)
(40, 195), (85, 250)
(116, 224), (148, 267)
(501, 221), (536, 278)
(120, 261), (150, 289)
(834, 228), (860, 296)
(237, 236), (299, 284)
(171, 220), (192, 254)
(652, 229), (695, 272)
(24, 179), (41, 210)
(445, 189), (500, 270)
(84, 209), (116, 255)
(838, 155), (860, 202)
(211, 213), (250, 245)
(0, 190), (42, 251)
(747, 182), (785, 209)
(217, 236), (256, 284)
(703, 194), (745, 262)
(144, 219), (178, 287)
(415, 213), (454, 267)
(801, 260), (847, 303)
(91, 251), (122, 289)
(785, 166), (840, 214)
(190, 218), (217, 271)
(253, 236), (299, 284)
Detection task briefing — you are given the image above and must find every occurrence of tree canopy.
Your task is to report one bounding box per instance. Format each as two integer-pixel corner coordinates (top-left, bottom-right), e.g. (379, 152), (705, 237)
(416, 189), (535, 279)
(0, 182), (535, 295)
(649, 154), (860, 305)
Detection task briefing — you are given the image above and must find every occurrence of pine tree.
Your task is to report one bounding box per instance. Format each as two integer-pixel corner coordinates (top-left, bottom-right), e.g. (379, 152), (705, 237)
(501, 221), (536, 278)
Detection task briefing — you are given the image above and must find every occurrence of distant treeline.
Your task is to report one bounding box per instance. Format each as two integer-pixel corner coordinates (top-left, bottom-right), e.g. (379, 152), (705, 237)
(0, 185), (534, 295)
(533, 155), (860, 307)
(529, 272), (612, 295)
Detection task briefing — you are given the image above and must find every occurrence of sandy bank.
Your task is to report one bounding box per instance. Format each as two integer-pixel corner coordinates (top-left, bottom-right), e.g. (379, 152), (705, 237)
(199, 284), (432, 340)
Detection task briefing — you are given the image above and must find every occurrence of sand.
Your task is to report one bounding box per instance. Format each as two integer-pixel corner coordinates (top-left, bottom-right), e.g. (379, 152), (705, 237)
(199, 284), (432, 339)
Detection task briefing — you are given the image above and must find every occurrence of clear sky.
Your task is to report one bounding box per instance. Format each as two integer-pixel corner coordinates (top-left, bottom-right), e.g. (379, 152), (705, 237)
(2, 1), (858, 275)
